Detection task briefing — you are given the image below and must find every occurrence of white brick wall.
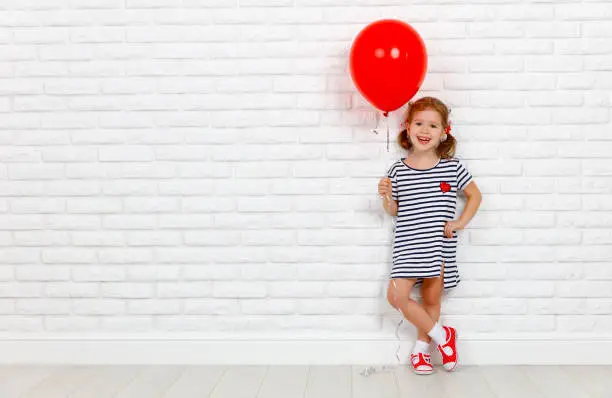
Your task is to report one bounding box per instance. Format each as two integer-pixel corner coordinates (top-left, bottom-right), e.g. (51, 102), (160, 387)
(0, 0), (611, 350)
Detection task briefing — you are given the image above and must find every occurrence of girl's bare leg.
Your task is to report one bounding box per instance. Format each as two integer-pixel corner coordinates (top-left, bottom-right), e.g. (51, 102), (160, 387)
(417, 263), (445, 344)
(386, 278), (436, 333)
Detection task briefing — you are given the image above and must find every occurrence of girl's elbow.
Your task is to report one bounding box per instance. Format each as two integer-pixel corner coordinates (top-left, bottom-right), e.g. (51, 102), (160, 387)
(474, 192), (483, 208)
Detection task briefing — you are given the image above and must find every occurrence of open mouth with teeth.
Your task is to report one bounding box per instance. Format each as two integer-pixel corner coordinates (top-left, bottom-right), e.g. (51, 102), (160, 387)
(416, 136), (431, 145)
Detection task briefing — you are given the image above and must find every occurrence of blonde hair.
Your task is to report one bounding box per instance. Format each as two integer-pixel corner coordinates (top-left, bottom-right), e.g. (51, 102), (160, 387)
(397, 96), (456, 159)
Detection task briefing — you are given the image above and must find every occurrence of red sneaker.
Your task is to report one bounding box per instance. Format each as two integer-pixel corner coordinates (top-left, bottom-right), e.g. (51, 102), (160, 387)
(410, 352), (433, 375)
(437, 326), (458, 371)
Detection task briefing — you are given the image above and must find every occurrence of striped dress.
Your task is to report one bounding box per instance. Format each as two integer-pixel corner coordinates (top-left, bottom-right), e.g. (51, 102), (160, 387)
(386, 157), (473, 290)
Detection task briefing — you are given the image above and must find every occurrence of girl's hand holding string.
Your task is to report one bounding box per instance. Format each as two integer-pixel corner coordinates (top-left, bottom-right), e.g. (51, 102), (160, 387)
(378, 177), (393, 202)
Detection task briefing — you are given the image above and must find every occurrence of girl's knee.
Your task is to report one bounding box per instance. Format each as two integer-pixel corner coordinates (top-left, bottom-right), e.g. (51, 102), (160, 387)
(421, 284), (442, 307)
(422, 294), (441, 308)
(387, 279), (413, 309)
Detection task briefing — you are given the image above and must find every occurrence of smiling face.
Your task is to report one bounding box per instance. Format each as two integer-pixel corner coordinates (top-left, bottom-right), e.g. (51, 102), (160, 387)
(407, 109), (445, 153)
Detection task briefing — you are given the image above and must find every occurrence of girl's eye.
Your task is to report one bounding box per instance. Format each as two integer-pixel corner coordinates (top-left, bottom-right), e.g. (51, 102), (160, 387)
(431, 125), (437, 129)
(415, 122), (422, 126)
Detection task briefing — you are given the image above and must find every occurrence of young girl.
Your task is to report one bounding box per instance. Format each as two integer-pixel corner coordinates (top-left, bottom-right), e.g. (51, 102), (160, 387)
(378, 97), (482, 375)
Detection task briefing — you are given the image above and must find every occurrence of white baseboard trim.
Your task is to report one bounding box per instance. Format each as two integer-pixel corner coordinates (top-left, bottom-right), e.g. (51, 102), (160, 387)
(1, 333), (611, 365)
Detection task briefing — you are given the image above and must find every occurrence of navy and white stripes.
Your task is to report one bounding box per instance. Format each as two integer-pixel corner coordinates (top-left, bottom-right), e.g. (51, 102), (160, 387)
(387, 158), (473, 290)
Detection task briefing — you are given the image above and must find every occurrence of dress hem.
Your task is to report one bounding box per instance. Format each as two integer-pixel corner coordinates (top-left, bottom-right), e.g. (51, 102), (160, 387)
(390, 261), (459, 290)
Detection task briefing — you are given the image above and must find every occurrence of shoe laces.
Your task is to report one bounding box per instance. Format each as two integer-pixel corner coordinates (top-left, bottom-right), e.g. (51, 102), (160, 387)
(411, 353), (431, 365)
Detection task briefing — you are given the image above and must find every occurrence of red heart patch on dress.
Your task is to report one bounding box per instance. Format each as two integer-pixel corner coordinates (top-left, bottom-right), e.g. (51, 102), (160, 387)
(440, 182), (451, 193)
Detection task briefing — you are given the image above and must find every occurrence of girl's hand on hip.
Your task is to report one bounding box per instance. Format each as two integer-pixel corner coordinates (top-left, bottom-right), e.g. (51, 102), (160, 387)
(444, 220), (465, 238)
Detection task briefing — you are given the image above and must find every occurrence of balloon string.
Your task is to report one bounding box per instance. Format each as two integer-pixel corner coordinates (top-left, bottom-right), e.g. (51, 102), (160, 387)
(371, 111), (380, 135)
(361, 113), (397, 377)
(387, 123), (389, 153)
(371, 111), (391, 152)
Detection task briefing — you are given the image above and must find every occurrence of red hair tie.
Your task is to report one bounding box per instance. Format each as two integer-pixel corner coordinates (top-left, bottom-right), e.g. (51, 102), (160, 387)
(445, 123), (452, 135)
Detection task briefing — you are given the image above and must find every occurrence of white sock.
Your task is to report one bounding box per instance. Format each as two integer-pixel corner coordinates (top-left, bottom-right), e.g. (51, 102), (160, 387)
(412, 339), (430, 355)
(427, 323), (447, 346)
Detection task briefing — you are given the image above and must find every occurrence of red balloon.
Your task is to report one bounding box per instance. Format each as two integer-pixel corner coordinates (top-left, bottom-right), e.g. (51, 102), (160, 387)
(350, 19), (428, 113)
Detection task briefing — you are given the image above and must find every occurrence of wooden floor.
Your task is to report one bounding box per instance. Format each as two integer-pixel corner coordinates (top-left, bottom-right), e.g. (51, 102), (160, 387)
(0, 365), (610, 398)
